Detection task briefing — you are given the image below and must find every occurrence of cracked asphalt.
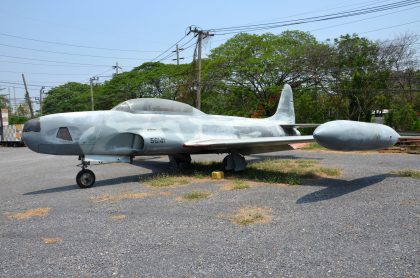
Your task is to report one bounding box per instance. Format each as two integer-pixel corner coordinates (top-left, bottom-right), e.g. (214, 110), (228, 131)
(0, 147), (419, 277)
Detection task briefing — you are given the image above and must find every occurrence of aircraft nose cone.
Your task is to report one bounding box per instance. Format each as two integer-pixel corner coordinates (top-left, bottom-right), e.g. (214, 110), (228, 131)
(23, 118), (41, 133)
(22, 118), (41, 152)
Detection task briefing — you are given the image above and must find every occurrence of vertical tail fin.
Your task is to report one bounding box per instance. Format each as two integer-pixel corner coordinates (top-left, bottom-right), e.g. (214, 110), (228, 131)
(268, 84), (295, 123)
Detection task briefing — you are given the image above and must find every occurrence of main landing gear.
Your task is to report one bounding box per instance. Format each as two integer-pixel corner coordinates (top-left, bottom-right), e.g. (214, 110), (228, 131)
(169, 154), (192, 170)
(223, 152), (247, 172)
(76, 157), (95, 188)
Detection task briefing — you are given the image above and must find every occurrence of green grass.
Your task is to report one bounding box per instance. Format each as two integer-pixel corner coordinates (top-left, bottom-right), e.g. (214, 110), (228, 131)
(142, 174), (191, 187)
(240, 159), (341, 185)
(299, 142), (326, 150)
(238, 213), (264, 225)
(180, 191), (211, 201)
(231, 179), (250, 190)
(391, 169), (420, 179)
(139, 158), (341, 187)
(232, 207), (272, 226)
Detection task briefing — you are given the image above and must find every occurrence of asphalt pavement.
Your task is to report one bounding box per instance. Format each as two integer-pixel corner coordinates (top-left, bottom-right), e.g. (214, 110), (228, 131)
(0, 147), (419, 277)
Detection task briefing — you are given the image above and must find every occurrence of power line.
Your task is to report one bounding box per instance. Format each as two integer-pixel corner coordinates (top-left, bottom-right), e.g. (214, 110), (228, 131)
(308, 5), (418, 33)
(0, 70), (106, 76)
(359, 20), (420, 34)
(159, 36), (197, 63)
(0, 54), (111, 67)
(0, 80), (63, 84)
(238, 0), (386, 27)
(208, 0), (420, 34)
(0, 43), (152, 60)
(0, 59), (110, 68)
(210, 0), (419, 33)
(0, 32), (163, 53)
(151, 34), (188, 61)
(0, 81), (56, 88)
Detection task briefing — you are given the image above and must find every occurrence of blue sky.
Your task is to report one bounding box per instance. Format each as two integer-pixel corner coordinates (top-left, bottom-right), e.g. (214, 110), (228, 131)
(0, 0), (419, 110)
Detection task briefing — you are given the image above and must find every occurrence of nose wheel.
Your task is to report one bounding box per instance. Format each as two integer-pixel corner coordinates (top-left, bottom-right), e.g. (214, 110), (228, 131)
(76, 169), (96, 188)
(76, 157), (96, 188)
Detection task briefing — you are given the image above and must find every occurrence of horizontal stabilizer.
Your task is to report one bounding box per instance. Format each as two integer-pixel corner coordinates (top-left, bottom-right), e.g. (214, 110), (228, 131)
(281, 124), (319, 128)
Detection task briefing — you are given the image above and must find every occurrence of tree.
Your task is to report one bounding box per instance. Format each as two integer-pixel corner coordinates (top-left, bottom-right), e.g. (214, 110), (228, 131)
(42, 82), (90, 114)
(0, 95), (9, 109)
(95, 62), (192, 110)
(385, 102), (418, 131)
(206, 31), (323, 117)
(328, 34), (392, 122)
(16, 103), (30, 117)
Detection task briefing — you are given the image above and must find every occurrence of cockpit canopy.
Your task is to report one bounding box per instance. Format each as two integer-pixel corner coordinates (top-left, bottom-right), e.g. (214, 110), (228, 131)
(111, 98), (205, 116)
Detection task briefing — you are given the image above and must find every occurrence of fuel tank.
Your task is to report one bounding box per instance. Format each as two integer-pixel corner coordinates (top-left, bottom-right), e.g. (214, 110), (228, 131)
(313, 120), (399, 151)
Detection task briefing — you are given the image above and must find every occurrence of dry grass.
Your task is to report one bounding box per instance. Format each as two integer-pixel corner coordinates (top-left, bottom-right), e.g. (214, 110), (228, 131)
(41, 237), (63, 244)
(231, 207), (272, 226)
(142, 174), (193, 188)
(90, 191), (170, 203)
(136, 159), (341, 187)
(391, 169), (420, 179)
(189, 159), (340, 185)
(245, 159), (341, 184)
(400, 199), (418, 205)
(299, 142), (326, 150)
(221, 179), (251, 190)
(90, 192), (152, 203)
(177, 191), (211, 201)
(5, 207), (50, 220)
(111, 214), (127, 220)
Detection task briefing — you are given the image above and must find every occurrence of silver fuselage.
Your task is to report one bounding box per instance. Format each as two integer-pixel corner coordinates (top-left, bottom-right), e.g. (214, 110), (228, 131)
(23, 110), (295, 156)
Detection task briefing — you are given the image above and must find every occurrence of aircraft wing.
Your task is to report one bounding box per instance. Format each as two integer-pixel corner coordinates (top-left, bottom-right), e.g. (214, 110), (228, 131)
(183, 135), (314, 150)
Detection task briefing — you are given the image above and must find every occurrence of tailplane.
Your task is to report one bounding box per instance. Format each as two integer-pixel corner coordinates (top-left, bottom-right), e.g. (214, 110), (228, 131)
(268, 84), (295, 124)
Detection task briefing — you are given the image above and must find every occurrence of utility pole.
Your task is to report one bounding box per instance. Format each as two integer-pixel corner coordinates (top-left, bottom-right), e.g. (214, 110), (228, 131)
(172, 44), (184, 65)
(39, 86), (45, 116)
(89, 76), (99, 111)
(8, 88), (11, 112)
(112, 62), (122, 76)
(187, 26), (213, 110)
(21, 74), (34, 118)
(13, 87), (16, 114)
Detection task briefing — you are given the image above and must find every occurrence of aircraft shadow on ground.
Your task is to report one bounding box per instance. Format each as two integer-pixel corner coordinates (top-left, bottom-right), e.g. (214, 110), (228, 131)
(248, 154), (323, 162)
(296, 174), (392, 204)
(24, 156), (392, 202)
(24, 160), (171, 195)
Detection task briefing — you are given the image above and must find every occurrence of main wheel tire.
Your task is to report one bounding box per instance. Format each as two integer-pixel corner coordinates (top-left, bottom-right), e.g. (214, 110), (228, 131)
(222, 155), (235, 171)
(76, 169), (96, 188)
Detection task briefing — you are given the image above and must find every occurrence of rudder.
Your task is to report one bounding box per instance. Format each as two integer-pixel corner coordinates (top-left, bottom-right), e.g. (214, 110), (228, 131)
(269, 84), (295, 124)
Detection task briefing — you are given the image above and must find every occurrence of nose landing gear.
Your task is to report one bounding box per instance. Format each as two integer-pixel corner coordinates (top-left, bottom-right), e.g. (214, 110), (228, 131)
(76, 157), (96, 188)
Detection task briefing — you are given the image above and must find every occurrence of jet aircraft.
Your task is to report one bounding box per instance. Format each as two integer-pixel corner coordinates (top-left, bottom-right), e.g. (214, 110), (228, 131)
(22, 84), (400, 188)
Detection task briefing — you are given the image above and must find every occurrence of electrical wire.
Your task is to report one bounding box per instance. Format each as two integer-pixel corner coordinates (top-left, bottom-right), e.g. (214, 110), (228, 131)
(151, 34), (188, 61)
(0, 59), (110, 68)
(359, 20), (420, 34)
(308, 5), (418, 33)
(210, 0), (418, 32)
(0, 70), (106, 76)
(157, 36), (197, 62)
(0, 32), (163, 53)
(0, 43), (153, 60)
(208, 0), (420, 35)
(0, 54), (111, 67)
(0, 81), (55, 88)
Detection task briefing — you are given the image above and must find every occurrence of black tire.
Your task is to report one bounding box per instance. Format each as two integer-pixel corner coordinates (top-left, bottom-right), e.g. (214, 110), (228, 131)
(222, 155), (234, 172)
(76, 169), (96, 188)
